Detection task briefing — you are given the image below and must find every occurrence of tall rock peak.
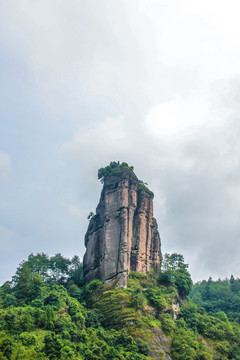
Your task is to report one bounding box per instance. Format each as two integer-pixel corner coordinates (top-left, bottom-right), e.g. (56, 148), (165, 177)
(83, 163), (162, 287)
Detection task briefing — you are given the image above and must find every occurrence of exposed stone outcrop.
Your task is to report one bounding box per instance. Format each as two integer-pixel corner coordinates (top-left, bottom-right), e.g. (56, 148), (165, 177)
(83, 167), (162, 287)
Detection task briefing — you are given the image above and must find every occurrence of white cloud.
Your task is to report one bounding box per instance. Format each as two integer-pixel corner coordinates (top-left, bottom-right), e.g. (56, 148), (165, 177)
(139, 0), (240, 81)
(0, 152), (12, 183)
(0, 1), (148, 117)
(63, 202), (86, 220)
(145, 93), (212, 137)
(59, 115), (132, 171)
(2, 1), (240, 284)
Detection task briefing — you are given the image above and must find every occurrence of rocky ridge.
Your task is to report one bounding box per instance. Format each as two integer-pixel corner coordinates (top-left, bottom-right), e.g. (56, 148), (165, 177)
(83, 166), (162, 287)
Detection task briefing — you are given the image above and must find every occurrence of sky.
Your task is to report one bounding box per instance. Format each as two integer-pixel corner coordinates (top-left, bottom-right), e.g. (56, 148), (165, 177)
(1, 0), (240, 284)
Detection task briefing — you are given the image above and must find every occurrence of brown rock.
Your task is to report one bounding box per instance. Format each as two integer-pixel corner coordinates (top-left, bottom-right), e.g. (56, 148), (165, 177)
(83, 167), (162, 287)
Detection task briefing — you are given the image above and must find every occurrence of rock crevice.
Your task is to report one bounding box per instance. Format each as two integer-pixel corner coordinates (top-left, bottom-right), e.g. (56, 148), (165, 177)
(83, 167), (162, 287)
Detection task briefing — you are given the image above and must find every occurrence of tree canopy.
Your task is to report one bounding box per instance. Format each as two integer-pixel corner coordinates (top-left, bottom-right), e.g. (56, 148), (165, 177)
(158, 253), (193, 298)
(97, 161), (134, 183)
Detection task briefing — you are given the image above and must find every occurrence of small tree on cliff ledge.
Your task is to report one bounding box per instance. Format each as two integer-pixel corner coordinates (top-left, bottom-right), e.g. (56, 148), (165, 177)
(98, 161), (134, 183)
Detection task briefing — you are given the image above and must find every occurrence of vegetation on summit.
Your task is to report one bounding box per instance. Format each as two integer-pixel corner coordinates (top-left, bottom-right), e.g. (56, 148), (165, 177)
(97, 161), (151, 191)
(97, 161), (134, 183)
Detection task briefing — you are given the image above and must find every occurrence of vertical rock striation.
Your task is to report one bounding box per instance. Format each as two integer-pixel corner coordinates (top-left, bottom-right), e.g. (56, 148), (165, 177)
(83, 167), (162, 287)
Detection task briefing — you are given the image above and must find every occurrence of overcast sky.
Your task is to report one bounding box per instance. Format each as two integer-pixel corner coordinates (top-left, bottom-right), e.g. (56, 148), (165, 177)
(1, 0), (240, 284)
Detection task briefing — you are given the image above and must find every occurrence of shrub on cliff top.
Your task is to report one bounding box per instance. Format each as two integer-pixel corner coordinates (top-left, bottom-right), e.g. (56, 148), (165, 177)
(98, 162), (134, 183)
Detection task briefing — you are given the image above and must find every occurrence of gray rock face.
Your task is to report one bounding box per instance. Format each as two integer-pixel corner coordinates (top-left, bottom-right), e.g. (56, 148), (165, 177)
(83, 168), (162, 287)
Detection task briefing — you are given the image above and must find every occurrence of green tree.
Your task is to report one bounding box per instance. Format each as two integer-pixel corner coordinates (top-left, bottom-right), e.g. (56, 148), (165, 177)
(68, 255), (84, 287)
(49, 253), (71, 283)
(27, 253), (50, 281)
(12, 262), (43, 303)
(171, 328), (198, 360)
(44, 332), (62, 359)
(159, 253), (192, 298)
(0, 338), (14, 360)
(43, 305), (56, 330)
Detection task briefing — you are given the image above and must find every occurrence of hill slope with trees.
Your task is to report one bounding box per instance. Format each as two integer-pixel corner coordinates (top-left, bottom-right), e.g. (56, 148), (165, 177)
(1, 253), (240, 359)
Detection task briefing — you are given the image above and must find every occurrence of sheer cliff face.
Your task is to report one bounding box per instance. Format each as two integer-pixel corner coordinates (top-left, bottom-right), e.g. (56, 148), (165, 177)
(83, 168), (162, 287)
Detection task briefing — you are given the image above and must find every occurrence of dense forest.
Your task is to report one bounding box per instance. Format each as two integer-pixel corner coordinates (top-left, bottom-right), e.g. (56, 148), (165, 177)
(1, 253), (240, 359)
(190, 276), (240, 322)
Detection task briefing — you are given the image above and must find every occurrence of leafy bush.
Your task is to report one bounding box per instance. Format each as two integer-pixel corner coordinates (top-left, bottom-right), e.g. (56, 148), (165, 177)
(146, 287), (168, 311)
(19, 332), (37, 346)
(129, 287), (146, 310)
(129, 272), (148, 280)
(159, 313), (176, 335)
(44, 332), (62, 359)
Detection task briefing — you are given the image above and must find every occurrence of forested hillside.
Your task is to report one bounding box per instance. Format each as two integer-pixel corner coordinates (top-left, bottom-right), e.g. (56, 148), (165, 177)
(1, 253), (240, 359)
(190, 276), (240, 322)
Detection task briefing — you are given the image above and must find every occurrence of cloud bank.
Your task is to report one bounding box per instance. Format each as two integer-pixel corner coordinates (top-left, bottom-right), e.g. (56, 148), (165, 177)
(1, 1), (240, 283)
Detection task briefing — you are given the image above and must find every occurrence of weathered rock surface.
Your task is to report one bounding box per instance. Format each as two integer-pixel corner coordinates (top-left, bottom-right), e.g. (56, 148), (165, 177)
(83, 167), (162, 287)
